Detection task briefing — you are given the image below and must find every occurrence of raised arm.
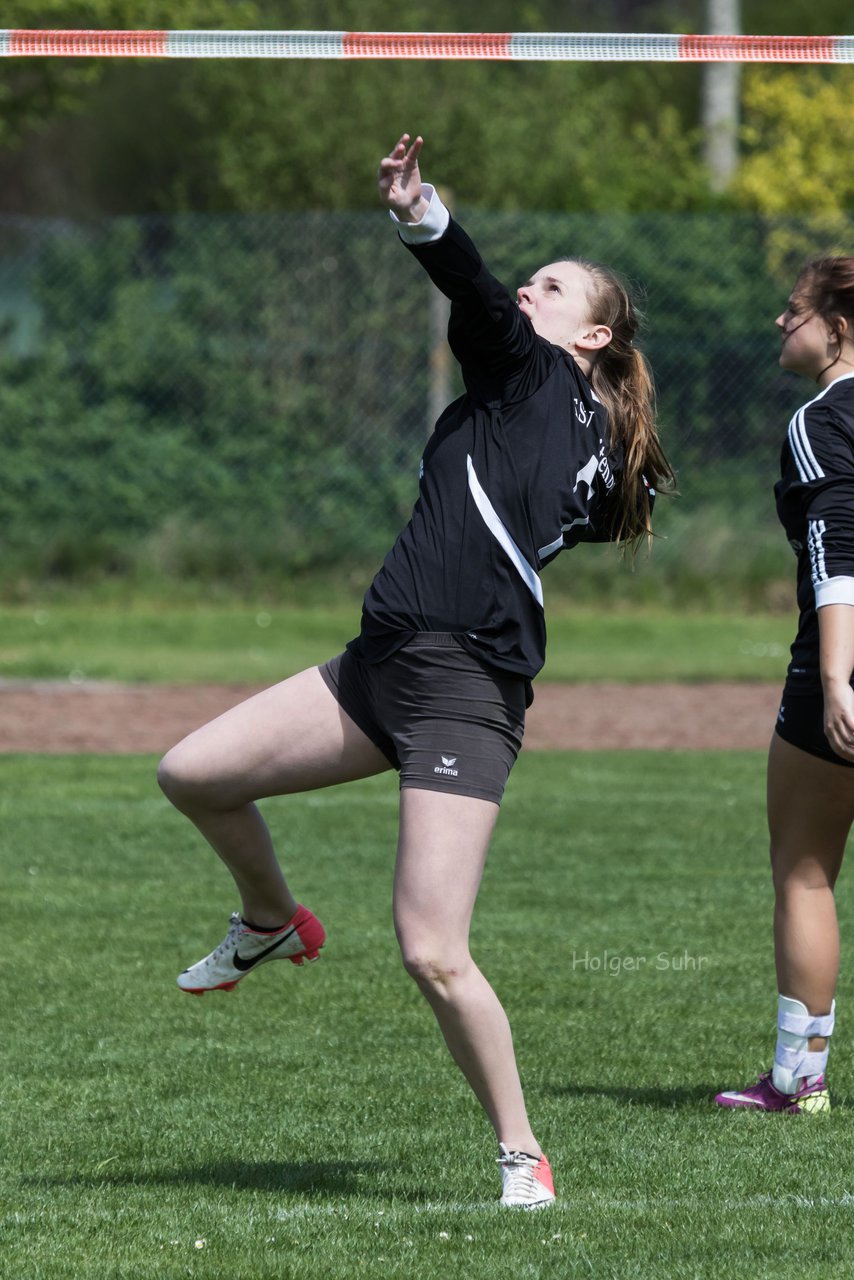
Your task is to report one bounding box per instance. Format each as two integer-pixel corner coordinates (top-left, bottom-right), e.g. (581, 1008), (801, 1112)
(378, 133), (534, 380)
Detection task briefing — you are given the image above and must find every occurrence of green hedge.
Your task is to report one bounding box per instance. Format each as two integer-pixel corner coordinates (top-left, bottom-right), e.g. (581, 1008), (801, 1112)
(0, 210), (820, 598)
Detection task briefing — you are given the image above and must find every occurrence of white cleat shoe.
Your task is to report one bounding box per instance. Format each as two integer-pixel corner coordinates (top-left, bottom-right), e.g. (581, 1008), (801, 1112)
(497, 1143), (556, 1208)
(177, 905), (326, 994)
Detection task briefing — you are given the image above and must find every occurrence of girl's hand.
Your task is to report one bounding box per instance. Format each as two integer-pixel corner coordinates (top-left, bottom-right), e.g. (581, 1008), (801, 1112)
(823, 678), (854, 761)
(819, 604), (854, 760)
(378, 133), (429, 222)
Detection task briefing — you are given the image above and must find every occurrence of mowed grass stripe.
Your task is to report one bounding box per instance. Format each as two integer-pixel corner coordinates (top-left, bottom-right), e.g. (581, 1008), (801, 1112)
(2, 752), (853, 1279)
(0, 602), (794, 683)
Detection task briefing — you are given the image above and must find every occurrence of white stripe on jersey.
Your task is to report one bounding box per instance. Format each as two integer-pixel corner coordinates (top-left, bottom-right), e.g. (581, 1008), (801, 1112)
(466, 455), (544, 607)
(538, 516), (591, 560)
(808, 518), (828, 585)
(788, 406), (825, 482)
(786, 372), (854, 483)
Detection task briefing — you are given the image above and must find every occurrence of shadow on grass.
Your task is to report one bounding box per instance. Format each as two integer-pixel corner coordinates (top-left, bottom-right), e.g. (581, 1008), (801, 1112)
(545, 1082), (722, 1109)
(23, 1159), (412, 1197)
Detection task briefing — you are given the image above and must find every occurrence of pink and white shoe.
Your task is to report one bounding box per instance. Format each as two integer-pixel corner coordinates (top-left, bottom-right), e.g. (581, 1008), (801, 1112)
(177, 906), (326, 994)
(497, 1144), (556, 1208)
(715, 1070), (830, 1115)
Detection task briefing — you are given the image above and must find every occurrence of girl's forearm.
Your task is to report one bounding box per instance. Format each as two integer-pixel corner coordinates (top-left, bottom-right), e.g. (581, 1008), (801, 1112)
(819, 602), (854, 691)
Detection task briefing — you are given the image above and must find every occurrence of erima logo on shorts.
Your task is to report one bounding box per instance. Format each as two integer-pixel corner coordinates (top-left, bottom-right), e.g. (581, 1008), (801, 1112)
(434, 754), (459, 777)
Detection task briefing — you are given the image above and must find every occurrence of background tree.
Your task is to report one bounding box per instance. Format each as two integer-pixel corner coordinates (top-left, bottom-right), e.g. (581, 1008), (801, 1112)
(731, 67), (854, 282)
(1, 0), (704, 215)
(1, 0), (852, 216)
(0, 0), (258, 208)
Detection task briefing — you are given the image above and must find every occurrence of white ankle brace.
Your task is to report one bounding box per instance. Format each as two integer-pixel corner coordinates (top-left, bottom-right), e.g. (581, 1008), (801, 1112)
(772, 994), (835, 1094)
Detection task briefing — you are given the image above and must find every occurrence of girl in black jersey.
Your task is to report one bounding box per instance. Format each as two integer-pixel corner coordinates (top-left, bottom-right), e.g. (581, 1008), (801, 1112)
(158, 134), (675, 1205)
(716, 257), (854, 1115)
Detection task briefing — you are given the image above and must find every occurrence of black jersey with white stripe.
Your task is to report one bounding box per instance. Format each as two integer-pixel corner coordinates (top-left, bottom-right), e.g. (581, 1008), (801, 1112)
(348, 214), (624, 681)
(774, 371), (854, 686)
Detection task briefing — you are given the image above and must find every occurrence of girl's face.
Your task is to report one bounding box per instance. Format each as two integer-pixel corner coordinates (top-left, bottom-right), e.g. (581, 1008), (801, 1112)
(776, 287), (837, 381)
(516, 262), (602, 354)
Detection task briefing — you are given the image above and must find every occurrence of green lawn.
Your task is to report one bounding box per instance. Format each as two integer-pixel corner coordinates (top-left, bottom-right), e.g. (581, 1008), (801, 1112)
(2, 751), (852, 1278)
(0, 601), (794, 684)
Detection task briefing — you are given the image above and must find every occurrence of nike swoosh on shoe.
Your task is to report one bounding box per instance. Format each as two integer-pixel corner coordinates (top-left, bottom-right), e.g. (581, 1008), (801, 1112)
(232, 925), (298, 971)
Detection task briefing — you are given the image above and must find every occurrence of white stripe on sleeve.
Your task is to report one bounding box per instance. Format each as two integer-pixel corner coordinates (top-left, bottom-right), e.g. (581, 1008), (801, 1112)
(808, 518), (828, 585)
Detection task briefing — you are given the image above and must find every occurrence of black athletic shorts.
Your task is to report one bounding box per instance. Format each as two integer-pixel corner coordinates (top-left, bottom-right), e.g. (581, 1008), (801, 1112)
(318, 633), (527, 803)
(774, 676), (854, 769)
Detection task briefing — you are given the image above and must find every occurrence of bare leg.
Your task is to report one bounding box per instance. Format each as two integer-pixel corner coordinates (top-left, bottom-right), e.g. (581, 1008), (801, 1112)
(393, 787), (540, 1153)
(768, 733), (854, 1050)
(158, 667), (391, 924)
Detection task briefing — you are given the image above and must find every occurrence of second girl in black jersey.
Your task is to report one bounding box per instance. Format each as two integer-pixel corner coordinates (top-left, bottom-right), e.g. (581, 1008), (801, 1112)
(716, 256), (854, 1116)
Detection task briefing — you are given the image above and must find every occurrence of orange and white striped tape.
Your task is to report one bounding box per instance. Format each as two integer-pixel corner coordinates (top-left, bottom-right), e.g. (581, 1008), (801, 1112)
(0, 30), (852, 62)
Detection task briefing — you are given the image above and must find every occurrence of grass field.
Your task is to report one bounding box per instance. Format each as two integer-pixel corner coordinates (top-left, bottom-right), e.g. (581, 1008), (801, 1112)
(0, 601), (794, 684)
(3, 751), (853, 1279)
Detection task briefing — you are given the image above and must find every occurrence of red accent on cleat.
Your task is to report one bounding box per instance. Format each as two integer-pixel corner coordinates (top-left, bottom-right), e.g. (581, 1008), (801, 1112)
(497, 1145), (556, 1208)
(177, 904), (326, 994)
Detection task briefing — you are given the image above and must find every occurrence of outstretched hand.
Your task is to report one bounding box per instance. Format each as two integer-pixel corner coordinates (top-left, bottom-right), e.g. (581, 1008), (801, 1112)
(378, 133), (429, 223)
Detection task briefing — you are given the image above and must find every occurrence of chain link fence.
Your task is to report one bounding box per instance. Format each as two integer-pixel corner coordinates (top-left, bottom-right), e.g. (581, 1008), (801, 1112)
(0, 209), (843, 600)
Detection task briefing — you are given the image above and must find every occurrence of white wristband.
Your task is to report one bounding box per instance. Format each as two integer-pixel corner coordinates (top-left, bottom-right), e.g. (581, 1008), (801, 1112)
(389, 184), (450, 244)
(815, 575), (854, 608)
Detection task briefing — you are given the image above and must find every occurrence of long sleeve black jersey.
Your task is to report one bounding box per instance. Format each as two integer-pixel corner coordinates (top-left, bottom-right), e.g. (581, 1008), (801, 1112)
(348, 207), (625, 682)
(774, 371), (854, 688)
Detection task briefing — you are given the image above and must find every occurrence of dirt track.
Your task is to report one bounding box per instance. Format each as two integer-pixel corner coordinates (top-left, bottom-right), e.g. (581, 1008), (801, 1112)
(0, 680), (781, 752)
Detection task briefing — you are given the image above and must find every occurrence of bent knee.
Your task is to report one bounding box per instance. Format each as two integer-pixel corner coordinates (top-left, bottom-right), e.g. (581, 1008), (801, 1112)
(157, 743), (209, 808)
(399, 947), (468, 990)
